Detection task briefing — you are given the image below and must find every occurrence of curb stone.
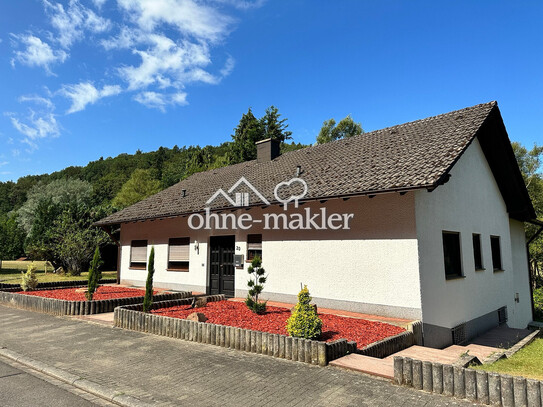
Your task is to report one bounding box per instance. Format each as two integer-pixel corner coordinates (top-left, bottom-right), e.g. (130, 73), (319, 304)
(0, 347), (153, 407)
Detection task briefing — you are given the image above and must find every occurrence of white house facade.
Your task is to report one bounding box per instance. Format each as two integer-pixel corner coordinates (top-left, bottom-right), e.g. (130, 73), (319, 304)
(97, 101), (538, 348)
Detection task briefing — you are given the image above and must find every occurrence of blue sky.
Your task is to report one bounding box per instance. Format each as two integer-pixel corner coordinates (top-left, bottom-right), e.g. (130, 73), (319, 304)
(0, 1), (541, 182)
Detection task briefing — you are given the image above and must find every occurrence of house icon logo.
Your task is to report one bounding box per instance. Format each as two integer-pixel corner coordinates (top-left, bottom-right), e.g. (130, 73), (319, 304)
(206, 176), (271, 207)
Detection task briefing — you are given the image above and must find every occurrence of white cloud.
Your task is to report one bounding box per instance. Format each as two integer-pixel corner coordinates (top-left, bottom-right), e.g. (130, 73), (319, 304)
(117, 0), (233, 43)
(0, 161), (8, 167)
(60, 82), (122, 113)
(92, 0), (108, 8)
(8, 111), (60, 145)
(18, 95), (55, 109)
(10, 34), (68, 74)
(43, 0), (112, 49)
(134, 91), (187, 111)
(211, 0), (267, 10)
(220, 55), (235, 77)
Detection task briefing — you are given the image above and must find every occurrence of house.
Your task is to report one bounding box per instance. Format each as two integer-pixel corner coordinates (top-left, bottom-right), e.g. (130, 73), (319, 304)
(96, 101), (539, 348)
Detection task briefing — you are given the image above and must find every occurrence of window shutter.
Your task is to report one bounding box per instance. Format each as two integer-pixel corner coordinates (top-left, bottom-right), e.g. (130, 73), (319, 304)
(169, 238), (190, 262)
(131, 241), (147, 263)
(247, 234), (262, 250)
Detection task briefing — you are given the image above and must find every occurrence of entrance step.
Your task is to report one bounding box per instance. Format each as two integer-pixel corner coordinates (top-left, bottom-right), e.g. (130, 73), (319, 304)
(385, 345), (462, 365)
(444, 344), (499, 362)
(330, 354), (393, 379)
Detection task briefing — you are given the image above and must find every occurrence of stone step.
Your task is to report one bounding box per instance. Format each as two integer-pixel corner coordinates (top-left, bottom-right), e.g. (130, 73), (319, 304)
(444, 344), (499, 361)
(386, 345), (461, 364)
(330, 354), (394, 379)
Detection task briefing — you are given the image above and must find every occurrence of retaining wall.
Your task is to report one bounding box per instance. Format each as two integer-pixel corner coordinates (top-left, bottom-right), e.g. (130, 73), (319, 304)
(0, 279), (117, 290)
(358, 321), (422, 358)
(114, 296), (357, 366)
(394, 355), (543, 406)
(0, 290), (191, 316)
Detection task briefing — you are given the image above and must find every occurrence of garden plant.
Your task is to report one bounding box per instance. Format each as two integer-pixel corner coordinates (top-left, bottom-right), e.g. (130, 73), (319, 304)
(86, 246), (103, 301)
(286, 285), (322, 340)
(142, 246), (155, 313)
(20, 264), (39, 291)
(245, 255), (267, 314)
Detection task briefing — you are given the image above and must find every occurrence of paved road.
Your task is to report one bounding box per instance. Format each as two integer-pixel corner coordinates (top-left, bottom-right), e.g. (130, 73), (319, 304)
(0, 356), (112, 407)
(0, 304), (476, 406)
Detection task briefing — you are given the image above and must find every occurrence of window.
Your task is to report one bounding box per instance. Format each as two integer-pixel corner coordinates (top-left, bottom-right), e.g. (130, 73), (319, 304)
(130, 240), (147, 269)
(442, 232), (462, 279)
(247, 234), (262, 261)
(472, 234), (484, 270)
(168, 237), (190, 271)
(490, 236), (503, 271)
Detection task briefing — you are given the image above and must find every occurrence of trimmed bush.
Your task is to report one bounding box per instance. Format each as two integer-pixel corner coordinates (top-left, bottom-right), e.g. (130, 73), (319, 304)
(286, 285), (322, 340)
(20, 264), (39, 292)
(245, 255), (267, 314)
(86, 246), (102, 301)
(142, 246), (155, 313)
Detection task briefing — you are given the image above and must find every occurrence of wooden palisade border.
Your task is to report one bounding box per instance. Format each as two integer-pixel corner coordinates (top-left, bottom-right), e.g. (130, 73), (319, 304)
(114, 295), (358, 366)
(0, 289), (191, 316)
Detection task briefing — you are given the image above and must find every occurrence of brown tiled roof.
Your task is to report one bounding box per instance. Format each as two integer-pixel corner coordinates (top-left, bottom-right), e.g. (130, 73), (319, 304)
(96, 101), (526, 226)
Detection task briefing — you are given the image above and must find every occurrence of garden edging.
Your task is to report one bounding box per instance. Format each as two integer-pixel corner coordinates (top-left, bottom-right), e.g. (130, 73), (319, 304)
(114, 296), (357, 366)
(0, 278), (117, 290)
(358, 320), (422, 358)
(393, 351), (543, 406)
(0, 290), (191, 315)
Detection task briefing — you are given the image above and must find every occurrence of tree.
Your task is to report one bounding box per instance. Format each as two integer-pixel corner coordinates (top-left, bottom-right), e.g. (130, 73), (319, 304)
(142, 247), (155, 313)
(261, 105), (292, 142)
(86, 246), (103, 300)
(0, 213), (25, 260)
(245, 255), (267, 314)
(230, 106), (293, 164)
(230, 108), (265, 164)
(512, 142), (543, 286)
(112, 169), (161, 209)
(51, 210), (109, 276)
(286, 285), (322, 339)
(316, 115), (363, 144)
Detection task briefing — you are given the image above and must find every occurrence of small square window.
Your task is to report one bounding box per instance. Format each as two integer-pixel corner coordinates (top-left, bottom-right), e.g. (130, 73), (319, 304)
(130, 240), (147, 269)
(247, 234), (262, 262)
(442, 232), (462, 279)
(472, 234), (484, 270)
(168, 237), (190, 271)
(490, 236), (503, 271)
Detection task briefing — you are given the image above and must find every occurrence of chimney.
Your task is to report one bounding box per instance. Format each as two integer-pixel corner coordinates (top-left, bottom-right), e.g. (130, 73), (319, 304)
(256, 138), (281, 163)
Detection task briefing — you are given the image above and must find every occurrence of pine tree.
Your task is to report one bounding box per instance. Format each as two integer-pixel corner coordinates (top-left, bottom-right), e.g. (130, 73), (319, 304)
(86, 246), (102, 301)
(142, 247), (155, 313)
(245, 255), (267, 314)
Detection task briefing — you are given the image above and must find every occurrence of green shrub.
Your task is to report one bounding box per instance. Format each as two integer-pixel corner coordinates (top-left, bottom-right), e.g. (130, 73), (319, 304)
(21, 264), (39, 291)
(86, 246), (102, 301)
(534, 287), (543, 322)
(142, 246), (155, 313)
(245, 255), (267, 314)
(286, 285), (322, 340)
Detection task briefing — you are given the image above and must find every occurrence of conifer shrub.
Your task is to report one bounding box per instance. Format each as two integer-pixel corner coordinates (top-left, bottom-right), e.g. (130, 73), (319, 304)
(21, 264), (39, 292)
(245, 255), (267, 314)
(86, 246), (102, 301)
(286, 285), (322, 340)
(142, 246), (155, 313)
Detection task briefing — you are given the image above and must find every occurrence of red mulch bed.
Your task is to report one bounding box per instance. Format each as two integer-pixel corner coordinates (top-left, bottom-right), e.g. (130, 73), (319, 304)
(152, 300), (405, 349)
(16, 286), (151, 301)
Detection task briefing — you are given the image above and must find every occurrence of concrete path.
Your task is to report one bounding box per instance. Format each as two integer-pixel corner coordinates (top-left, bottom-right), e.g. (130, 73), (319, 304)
(0, 304), (476, 406)
(0, 355), (114, 407)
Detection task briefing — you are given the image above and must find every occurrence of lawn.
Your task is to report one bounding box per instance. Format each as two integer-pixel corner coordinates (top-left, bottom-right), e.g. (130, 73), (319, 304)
(152, 300), (405, 349)
(0, 261), (116, 284)
(473, 338), (543, 380)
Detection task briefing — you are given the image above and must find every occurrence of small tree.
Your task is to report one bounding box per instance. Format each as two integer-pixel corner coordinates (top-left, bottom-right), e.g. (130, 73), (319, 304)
(21, 264), (39, 292)
(286, 285), (322, 339)
(142, 247), (155, 313)
(245, 255), (267, 314)
(86, 246), (102, 301)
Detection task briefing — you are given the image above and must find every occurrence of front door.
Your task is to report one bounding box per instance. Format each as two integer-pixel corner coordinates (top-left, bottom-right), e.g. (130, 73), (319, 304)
(209, 236), (235, 297)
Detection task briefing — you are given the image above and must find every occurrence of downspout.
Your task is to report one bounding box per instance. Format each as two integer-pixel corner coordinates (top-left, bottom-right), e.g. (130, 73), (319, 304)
(100, 225), (121, 285)
(526, 220), (543, 321)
